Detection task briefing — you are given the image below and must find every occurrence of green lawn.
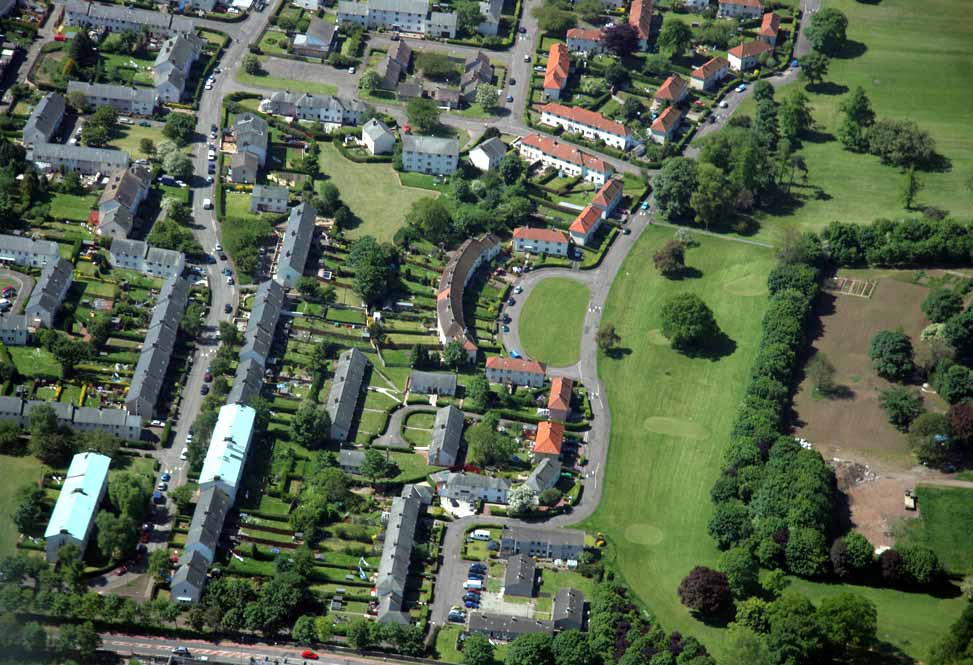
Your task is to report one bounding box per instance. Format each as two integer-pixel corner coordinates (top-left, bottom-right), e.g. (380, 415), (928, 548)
(235, 65), (338, 96)
(909, 485), (973, 574)
(49, 193), (98, 222)
(108, 123), (169, 159)
(317, 143), (435, 243)
(8, 347), (62, 378)
(518, 278), (589, 367)
(737, 0), (973, 243)
(0, 455), (49, 555)
(224, 190), (270, 223)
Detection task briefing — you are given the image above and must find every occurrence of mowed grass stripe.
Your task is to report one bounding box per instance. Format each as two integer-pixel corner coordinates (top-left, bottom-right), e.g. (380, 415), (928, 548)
(518, 277), (590, 367)
(581, 225), (775, 654)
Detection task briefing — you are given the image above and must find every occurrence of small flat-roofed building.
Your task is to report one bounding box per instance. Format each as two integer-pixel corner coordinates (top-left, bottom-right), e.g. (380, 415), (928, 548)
(326, 348), (369, 441)
(427, 405), (464, 467)
(44, 452), (111, 561)
(198, 404), (257, 502)
(504, 553), (536, 597)
(409, 370), (457, 396)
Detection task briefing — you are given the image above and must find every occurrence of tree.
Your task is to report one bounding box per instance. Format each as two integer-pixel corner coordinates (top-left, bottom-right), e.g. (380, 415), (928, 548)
(462, 633), (495, 665)
(798, 51), (829, 87)
(291, 401), (331, 449)
(139, 137), (155, 156)
(879, 386), (924, 431)
(900, 166), (923, 210)
(508, 484), (536, 515)
(442, 340), (467, 369)
(505, 632), (554, 665)
(162, 150), (193, 180)
(551, 630), (592, 665)
(538, 487), (562, 506)
(499, 153), (523, 185)
(359, 69), (381, 91)
(67, 90), (89, 112)
(868, 330), (914, 380)
(707, 500), (751, 549)
(765, 594), (825, 665)
(900, 544), (941, 586)
(406, 197), (453, 244)
(595, 324), (621, 352)
(465, 375), (492, 411)
(416, 52), (461, 81)
(360, 448), (390, 486)
(0, 420), (23, 455)
(575, 0), (603, 22)
(622, 96), (645, 121)
(653, 240), (686, 277)
(806, 353), (837, 394)
(475, 84), (500, 112)
(658, 19), (692, 57)
(944, 310), (973, 357)
(95, 512), (137, 560)
(465, 412), (517, 467)
(148, 548), (172, 582)
(785, 527), (829, 577)
(866, 118), (937, 169)
(948, 402), (973, 444)
(163, 113), (196, 146)
(108, 472), (151, 519)
(602, 23), (639, 56)
(908, 412), (954, 467)
(837, 86), (875, 151)
(243, 54), (261, 74)
(691, 163), (736, 230)
(660, 293), (720, 351)
(29, 404), (74, 466)
(930, 602), (973, 665)
(678, 566), (731, 615)
(724, 626), (774, 665)
(52, 336), (91, 377)
(406, 98), (441, 133)
(920, 291), (962, 326)
(778, 91), (813, 142)
(12, 485), (45, 534)
(806, 7), (848, 55)
(654, 157), (698, 221)
(531, 4), (575, 35)
(292, 615), (318, 646)
(817, 593), (877, 656)
(455, 0), (486, 35)
(20, 622), (47, 653)
(347, 236), (398, 304)
(719, 546), (759, 597)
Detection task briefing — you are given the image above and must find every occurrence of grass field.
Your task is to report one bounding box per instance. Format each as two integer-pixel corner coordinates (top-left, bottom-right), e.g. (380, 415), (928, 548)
(739, 0), (973, 243)
(108, 123), (169, 159)
(909, 485), (973, 574)
(518, 278), (590, 367)
(8, 347), (62, 378)
(235, 65), (338, 96)
(317, 143), (435, 243)
(0, 455), (49, 555)
(49, 193), (98, 222)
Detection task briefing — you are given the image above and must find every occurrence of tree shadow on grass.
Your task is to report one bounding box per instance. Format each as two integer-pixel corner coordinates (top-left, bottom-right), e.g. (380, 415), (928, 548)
(802, 128), (836, 144)
(806, 81), (849, 96)
(665, 266), (703, 281)
(835, 39), (868, 59)
(606, 347), (632, 360)
(681, 332), (737, 362)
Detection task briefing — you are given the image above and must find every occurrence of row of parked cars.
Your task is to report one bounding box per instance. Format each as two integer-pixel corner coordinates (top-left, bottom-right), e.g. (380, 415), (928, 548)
(449, 562), (488, 621)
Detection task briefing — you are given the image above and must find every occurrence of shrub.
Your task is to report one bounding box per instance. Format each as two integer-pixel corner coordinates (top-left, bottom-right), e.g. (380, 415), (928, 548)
(868, 330), (915, 380)
(878, 386), (924, 431)
(922, 289), (963, 323)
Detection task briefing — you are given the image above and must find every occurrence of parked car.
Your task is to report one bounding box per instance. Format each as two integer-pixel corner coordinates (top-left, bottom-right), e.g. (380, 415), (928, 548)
(157, 482), (168, 491)
(507, 298), (515, 306)
(224, 303), (232, 314)
(139, 120), (151, 127)
(201, 385), (210, 395)
(179, 448), (188, 460)
(502, 324), (510, 333)
(171, 647), (190, 656)
(510, 350), (521, 359)
(514, 285), (523, 294)
(640, 201), (649, 210)
(735, 84), (747, 93)
(215, 243), (222, 251)
(160, 472), (171, 482)
(464, 600), (479, 608)
(301, 651), (319, 660)
(506, 95), (514, 102)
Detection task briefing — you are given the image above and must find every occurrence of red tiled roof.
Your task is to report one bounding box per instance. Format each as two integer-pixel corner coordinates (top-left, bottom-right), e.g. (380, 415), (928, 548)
(592, 178), (623, 209)
(720, 0), (762, 7)
(548, 377), (573, 413)
(728, 40), (773, 58)
(540, 102), (631, 138)
(655, 74), (687, 101)
(570, 205), (601, 236)
(759, 11), (780, 37)
(651, 106), (682, 134)
(566, 28), (603, 42)
(629, 0), (653, 40)
(520, 134), (611, 175)
(544, 43), (571, 91)
(513, 226), (570, 244)
(691, 56), (729, 80)
(533, 421), (564, 456)
(486, 355), (546, 374)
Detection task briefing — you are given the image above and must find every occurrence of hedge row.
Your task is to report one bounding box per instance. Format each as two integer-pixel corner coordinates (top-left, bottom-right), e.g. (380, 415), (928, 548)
(821, 217), (973, 268)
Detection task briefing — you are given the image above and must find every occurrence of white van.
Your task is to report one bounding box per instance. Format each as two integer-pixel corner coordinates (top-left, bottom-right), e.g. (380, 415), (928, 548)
(470, 529), (491, 541)
(463, 579), (484, 590)
(203, 198), (213, 209)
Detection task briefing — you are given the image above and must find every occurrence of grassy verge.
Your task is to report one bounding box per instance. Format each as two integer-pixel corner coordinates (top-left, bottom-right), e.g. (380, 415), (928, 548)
(517, 277), (590, 367)
(0, 455), (49, 555)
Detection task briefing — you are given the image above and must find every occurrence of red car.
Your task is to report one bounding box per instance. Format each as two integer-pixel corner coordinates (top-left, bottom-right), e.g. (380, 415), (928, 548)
(204, 372), (213, 382)
(301, 651), (319, 660)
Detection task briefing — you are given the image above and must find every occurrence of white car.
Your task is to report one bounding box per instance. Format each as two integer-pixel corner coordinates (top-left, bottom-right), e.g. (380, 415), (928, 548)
(203, 198), (213, 210)
(207, 149), (216, 160)
(719, 100), (728, 108)
(348, 66), (356, 74)
(215, 243), (222, 251)
(179, 448), (188, 460)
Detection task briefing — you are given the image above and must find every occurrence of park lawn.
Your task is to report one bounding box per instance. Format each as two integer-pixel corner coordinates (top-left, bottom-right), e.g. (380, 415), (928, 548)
(108, 123), (169, 159)
(741, 0), (973, 243)
(0, 454), (50, 555)
(911, 485), (973, 574)
(8, 346), (62, 378)
(235, 66), (337, 96)
(49, 192), (98, 222)
(317, 143), (435, 243)
(518, 278), (589, 367)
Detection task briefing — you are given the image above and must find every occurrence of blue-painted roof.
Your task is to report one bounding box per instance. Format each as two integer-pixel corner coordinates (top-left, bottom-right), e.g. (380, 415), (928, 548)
(198, 404), (256, 492)
(44, 452), (111, 540)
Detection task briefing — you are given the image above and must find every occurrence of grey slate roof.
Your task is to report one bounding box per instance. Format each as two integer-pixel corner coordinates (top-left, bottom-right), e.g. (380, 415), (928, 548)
(276, 202), (315, 283)
(0, 314), (27, 335)
(409, 370), (456, 395)
(185, 485), (231, 562)
(227, 356), (265, 406)
(503, 554), (536, 596)
(241, 279), (285, 365)
(304, 17), (336, 46)
(25, 399), (74, 422)
(401, 483), (434, 505)
(234, 113), (269, 154)
(154, 33), (204, 75)
(72, 406), (142, 432)
(430, 470), (511, 500)
(428, 405), (463, 467)
(98, 206), (134, 238)
(29, 141), (130, 170)
(25, 257), (73, 325)
(171, 550), (209, 599)
(472, 137), (507, 163)
(23, 92), (65, 144)
(501, 525), (585, 550)
(376, 495), (422, 622)
(402, 134), (458, 156)
(468, 613), (553, 638)
(376, 57), (402, 90)
(524, 458), (561, 494)
(461, 51), (492, 94)
(369, 0), (428, 13)
(0, 234), (59, 260)
(325, 348), (368, 441)
(337, 0), (368, 16)
(387, 40), (412, 67)
(363, 117), (393, 142)
(99, 164), (150, 213)
(252, 184), (288, 200)
(66, 80), (157, 107)
(338, 448), (365, 471)
(552, 588), (584, 629)
(84, 1), (174, 29)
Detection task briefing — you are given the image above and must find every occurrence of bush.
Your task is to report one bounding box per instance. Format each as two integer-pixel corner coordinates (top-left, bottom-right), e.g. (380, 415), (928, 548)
(923, 289), (964, 324)
(878, 386), (924, 431)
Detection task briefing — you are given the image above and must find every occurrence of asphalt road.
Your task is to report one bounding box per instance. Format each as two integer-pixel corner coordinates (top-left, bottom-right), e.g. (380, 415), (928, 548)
(0, 268), (35, 313)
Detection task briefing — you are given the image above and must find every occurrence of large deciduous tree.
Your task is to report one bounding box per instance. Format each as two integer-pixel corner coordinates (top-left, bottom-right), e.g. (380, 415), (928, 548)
(678, 566), (731, 615)
(660, 293), (720, 351)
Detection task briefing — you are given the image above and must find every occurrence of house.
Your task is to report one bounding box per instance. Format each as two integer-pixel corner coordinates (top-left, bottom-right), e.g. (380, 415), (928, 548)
(335, 0), (369, 27)
(182, 486), (231, 565)
(64, 0), (194, 37)
(655, 74), (688, 106)
(500, 525), (584, 560)
(525, 458), (561, 494)
(543, 43), (570, 100)
(718, 0), (763, 19)
(401, 483), (435, 505)
(569, 205), (603, 246)
(468, 613), (554, 641)
(23, 92), (65, 147)
(539, 102), (634, 151)
(504, 554), (536, 597)
(728, 40), (773, 71)
(758, 11), (781, 45)
(430, 471), (511, 505)
(153, 34), (205, 102)
(468, 137), (506, 172)
(397, 79), (424, 101)
(476, 0), (502, 35)
(553, 588), (585, 631)
(532, 420), (564, 461)
(388, 39), (413, 68)
(293, 17), (337, 57)
(435, 87), (461, 110)
(426, 10), (457, 38)
(485, 356), (546, 388)
(240, 279), (285, 366)
(650, 106), (682, 143)
(566, 28), (604, 54)
(171, 551), (210, 604)
(0, 234), (60, 267)
(460, 51), (492, 102)
(547, 376), (573, 422)
(409, 370), (457, 396)
(262, 92), (365, 124)
(0, 315), (27, 346)
(681, 0), (709, 9)
(518, 134), (613, 185)
(97, 164), (151, 239)
(25, 257), (73, 328)
(228, 356), (264, 406)
(629, 0), (653, 49)
(401, 135), (459, 175)
(362, 118), (396, 155)
(198, 404), (257, 502)
(274, 202), (316, 288)
(71, 407), (142, 441)
(512, 227), (569, 257)
(689, 56), (730, 91)
(339, 449), (366, 474)
(592, 177), (624, 218)
(28, 142), (130, 175)
(436, 234), (501, 363)
(376, 496), (423, 624)
(376, 56), (403, 90)
(250, 184), (289, 214)
(109, 238), (185, 278)
(229, 151), (260, 184)
(427, 405), (464, 467)
(44, 452), (111, 562)
(66, 81), (156, 116)
(326, 348), (368, 441)
(357, 0), (427, 33)
(233, 113), (269, 166)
